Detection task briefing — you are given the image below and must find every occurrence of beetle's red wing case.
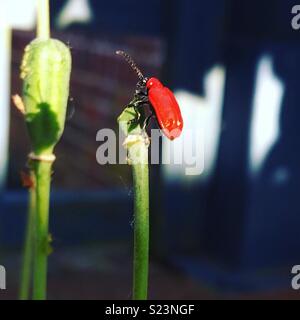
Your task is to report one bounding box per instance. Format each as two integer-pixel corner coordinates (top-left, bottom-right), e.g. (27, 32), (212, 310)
(148, 87), (184, 140)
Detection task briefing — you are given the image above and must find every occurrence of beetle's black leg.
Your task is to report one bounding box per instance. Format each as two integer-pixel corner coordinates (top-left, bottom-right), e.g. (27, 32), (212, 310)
(132, 106), (141, 123)
(142, 107), (155, 130)
(126, 99), (143, 127)
(127, 78), (150, 128)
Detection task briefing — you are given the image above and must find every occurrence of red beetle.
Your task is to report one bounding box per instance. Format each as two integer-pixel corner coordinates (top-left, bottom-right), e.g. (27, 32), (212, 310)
(116, 51), (183, 140)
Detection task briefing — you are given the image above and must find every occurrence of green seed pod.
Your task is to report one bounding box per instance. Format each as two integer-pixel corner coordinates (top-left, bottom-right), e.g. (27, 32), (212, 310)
(21, 38), (72, 155)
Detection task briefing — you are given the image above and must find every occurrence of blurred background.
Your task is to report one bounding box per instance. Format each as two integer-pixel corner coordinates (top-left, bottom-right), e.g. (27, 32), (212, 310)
(1, 0), (300, 299)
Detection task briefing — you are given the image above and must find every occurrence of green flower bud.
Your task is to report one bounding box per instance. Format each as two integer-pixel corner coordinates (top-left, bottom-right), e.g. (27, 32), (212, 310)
(21, 38), (72, 155)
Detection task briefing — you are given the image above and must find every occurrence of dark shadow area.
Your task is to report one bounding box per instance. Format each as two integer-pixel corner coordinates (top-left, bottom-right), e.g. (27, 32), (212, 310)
(202, 0), (300, 276)
(26, 102), (60, 152)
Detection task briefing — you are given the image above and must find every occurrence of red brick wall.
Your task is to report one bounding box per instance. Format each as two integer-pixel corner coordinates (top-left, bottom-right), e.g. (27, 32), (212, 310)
(9, 30), (163, 189)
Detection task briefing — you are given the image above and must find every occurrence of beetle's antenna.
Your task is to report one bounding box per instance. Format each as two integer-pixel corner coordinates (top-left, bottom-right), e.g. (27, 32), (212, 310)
(116, 50), (145, 81)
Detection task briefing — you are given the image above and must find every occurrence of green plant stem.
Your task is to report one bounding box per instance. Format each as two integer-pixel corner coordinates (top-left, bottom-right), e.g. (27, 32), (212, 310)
(32, 161), (52, 300)
(37, 0), (50, 40)
(130, 138), (150, 300)
(19, 172), (36, 300)
(118, 102), (150, 300)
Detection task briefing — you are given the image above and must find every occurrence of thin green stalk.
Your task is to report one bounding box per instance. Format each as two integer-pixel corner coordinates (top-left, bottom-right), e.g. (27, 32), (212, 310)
(37, 0), (50, 40)
(131, 142), (150, 300)
(32, 0), (51, 301)
(32, 161), (52, 300)
(19, 0), (71, 301)
(118, 103), (150, 300)
(19, 172), (36, 300)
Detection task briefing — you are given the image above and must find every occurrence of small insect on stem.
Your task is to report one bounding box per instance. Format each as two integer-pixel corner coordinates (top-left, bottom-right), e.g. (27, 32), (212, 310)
(116, 51), (145, 81)
(116, 50), (184, 140)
